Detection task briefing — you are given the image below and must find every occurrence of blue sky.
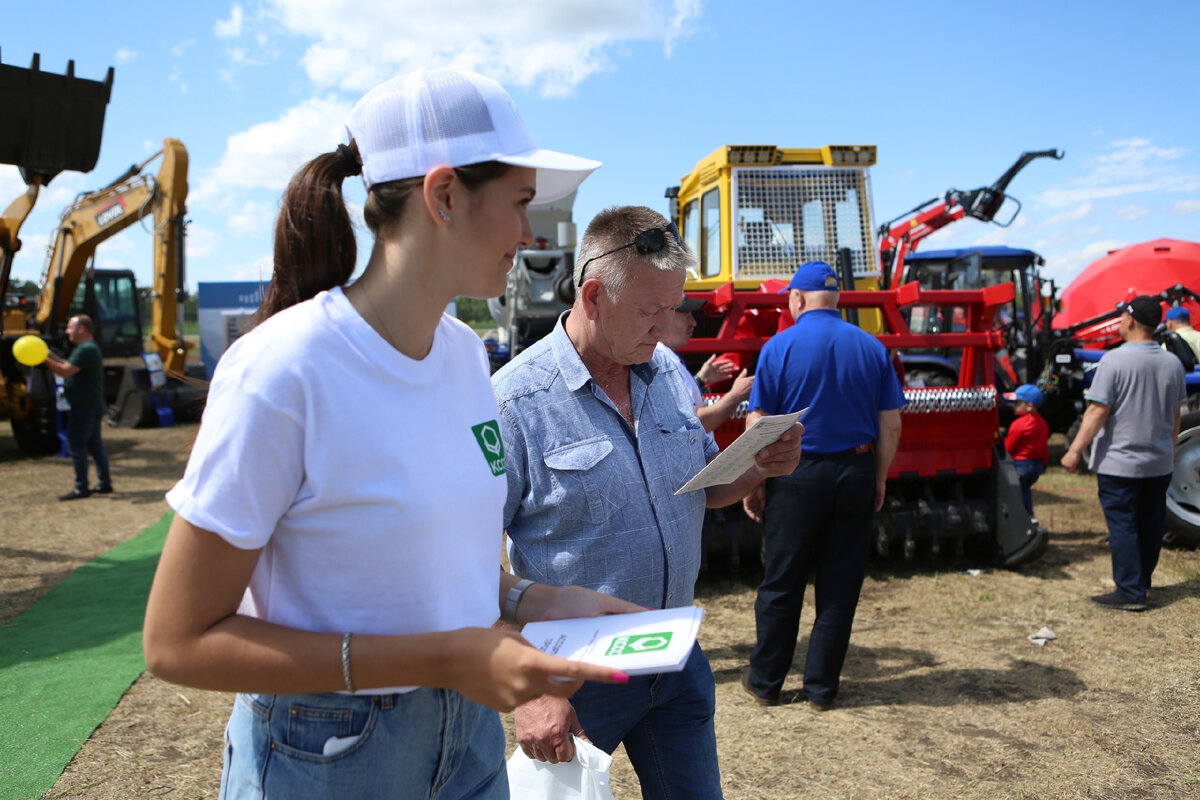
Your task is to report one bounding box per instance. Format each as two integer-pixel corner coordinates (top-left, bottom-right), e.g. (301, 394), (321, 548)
(4, 1), (1198, 298)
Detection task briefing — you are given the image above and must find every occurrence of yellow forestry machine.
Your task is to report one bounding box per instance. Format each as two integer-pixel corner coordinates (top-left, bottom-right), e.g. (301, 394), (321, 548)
(1, 51), (203, 454)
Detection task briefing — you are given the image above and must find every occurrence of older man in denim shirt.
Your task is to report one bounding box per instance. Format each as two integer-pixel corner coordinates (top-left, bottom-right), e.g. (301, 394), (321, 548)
(494, 205), (802, 799)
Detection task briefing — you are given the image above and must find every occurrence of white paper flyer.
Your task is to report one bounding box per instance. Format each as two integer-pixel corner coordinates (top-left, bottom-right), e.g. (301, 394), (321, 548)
(520, 607), (705, 676)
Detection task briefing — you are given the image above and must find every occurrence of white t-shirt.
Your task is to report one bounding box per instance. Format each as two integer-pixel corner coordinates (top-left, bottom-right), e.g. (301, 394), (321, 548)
(166, 288), (507, 664)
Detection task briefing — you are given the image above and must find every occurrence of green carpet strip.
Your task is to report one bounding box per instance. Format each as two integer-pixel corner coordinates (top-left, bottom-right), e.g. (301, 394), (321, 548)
(0, 512), (171, 800)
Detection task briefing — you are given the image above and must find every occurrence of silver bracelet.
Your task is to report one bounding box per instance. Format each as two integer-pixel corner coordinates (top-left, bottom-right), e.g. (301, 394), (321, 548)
(341, 632), (354, 693)
(502, 578), (535, 625)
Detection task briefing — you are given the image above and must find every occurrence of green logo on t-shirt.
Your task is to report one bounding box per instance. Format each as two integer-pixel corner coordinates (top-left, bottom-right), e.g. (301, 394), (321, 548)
(472, 420), (506, 477)
(605, 632), (673, 656)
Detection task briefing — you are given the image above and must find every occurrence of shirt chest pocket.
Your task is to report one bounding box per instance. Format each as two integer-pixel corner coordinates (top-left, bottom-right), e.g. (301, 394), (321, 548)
(658, 422), (709, 492)
(543, 437), (629, 526)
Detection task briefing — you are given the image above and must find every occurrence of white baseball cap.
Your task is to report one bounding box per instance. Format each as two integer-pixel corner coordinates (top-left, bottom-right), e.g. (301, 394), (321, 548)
(345, 68), (600, 205)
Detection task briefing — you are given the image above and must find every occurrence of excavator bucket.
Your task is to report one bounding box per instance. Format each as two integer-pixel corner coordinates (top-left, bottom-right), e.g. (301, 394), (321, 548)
(1, 51), (113, 456)
(0, 50), (113, 184)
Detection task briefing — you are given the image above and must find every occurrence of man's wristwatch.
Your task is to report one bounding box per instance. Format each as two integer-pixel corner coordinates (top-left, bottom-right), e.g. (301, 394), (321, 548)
(502, 578), (535, 625)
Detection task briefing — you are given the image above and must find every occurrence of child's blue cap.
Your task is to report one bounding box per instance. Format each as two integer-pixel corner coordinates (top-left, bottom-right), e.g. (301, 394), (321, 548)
(1166, 306), (1190, 321)
(1003, 384), (1043, 407)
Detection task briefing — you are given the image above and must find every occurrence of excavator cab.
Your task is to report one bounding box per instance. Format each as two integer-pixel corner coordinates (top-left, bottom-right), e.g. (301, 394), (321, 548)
(66, 269), (145, 358)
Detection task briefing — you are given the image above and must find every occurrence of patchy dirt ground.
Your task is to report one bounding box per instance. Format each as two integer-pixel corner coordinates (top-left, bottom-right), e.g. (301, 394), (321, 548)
(3, 426), (1198, 799)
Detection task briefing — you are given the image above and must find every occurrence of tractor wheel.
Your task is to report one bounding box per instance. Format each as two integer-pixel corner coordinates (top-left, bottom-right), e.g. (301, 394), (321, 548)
(1166, 412), (1200, 548)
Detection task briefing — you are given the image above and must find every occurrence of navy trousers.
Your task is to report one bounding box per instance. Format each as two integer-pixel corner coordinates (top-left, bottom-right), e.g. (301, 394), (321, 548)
(746, 450), (875, 704)
(1096, 472), (1172, 603)
(67, 404), (111, 492)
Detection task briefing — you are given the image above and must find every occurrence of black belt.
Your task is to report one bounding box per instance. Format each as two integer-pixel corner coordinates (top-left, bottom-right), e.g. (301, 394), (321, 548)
(803, 443), (874, 461)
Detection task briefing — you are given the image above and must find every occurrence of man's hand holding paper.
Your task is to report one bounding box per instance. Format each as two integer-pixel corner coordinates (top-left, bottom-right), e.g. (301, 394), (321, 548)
(675, 410), (806, 496)
(751, 418), (804, 479)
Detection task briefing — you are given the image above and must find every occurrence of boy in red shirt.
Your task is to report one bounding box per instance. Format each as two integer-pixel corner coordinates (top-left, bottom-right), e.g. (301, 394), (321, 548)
(1003, 383), (1050, 517)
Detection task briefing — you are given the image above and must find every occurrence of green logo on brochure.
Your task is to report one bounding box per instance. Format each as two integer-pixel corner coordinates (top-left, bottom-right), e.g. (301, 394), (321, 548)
(605, 632), (673, 656)
(472, 420), (506, 477)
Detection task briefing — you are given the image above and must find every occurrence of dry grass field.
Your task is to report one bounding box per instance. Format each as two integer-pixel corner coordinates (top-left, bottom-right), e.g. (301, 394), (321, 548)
(2, 425), (1197, 799)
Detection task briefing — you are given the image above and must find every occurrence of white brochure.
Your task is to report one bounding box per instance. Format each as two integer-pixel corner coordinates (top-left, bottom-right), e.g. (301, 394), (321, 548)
(521, 607), (705, 676)
(674, 408), (807, 495)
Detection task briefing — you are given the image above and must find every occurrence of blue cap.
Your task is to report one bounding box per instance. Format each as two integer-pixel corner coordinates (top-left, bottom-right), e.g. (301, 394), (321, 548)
(1166, 306), (1190, 321)
(1003, 384), (1044, 407)
(779, 261), (840, 293)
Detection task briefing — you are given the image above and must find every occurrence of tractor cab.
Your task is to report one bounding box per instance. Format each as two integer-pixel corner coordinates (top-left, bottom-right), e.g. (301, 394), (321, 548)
(899, 246), (1049, 393)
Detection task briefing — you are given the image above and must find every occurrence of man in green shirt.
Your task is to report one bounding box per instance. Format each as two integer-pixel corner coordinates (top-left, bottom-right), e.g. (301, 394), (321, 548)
(44, 315), (113, 500)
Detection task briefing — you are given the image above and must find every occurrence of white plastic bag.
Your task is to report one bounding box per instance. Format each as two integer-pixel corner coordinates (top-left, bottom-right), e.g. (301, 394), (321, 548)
(505, 735), (615, 800)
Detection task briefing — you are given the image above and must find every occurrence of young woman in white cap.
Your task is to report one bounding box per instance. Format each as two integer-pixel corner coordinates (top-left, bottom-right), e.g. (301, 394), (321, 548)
(143, 68), (636, 798)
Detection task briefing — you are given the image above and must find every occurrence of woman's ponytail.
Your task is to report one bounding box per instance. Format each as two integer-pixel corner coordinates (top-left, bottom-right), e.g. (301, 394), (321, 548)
(258, 141), (362, 321)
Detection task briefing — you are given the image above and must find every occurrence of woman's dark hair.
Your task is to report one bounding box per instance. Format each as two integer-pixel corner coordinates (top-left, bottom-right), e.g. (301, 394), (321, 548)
(258, 140), (511, 321)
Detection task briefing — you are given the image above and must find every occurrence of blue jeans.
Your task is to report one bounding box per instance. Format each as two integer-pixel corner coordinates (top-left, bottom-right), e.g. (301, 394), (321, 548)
(568, 646), (722, 799)
(747, 451), (875, 704)
(67, 404), (110, 492)
(220, 690), (507, 799)
(1013, 458), (1045, 516)
(1096, 472), (1172, 603)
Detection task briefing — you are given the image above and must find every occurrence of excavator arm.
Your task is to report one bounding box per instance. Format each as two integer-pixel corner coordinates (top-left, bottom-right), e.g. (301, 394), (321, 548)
(36, 138), (189, 371)
(0, 176), (42, 311)
(879, 149), (1063, 288)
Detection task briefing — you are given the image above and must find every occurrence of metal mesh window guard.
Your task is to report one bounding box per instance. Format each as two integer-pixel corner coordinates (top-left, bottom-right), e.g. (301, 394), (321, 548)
(731, 166), (879, 281)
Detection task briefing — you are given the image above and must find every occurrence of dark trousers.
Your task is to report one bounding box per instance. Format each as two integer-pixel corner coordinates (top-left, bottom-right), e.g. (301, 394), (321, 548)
(67, 404), (111, 492)
(1096, 472), (1171, 603)
(747, 451), (875, 704)
(1013, 458), (1045, 516)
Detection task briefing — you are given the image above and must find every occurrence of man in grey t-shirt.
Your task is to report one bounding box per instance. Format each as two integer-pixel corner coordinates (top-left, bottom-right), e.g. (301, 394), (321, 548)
(1062, 295), (1186, 611)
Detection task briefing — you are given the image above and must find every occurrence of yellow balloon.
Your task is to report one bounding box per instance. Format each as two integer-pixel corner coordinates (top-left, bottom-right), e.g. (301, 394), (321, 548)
(12, 335), (49, 367)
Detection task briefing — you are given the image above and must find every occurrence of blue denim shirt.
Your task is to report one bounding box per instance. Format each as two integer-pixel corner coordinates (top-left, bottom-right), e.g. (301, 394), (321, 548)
(493, 314), (718, 609)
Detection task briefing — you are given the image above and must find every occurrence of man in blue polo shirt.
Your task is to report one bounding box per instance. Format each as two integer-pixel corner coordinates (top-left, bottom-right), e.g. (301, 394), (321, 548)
(740, 260), (905, 709)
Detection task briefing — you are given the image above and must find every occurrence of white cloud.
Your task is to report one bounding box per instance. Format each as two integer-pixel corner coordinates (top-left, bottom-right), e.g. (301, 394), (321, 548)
(185, 223), (221, 260)
(170, 67), (189, 94)
(0, 167), (26, 201)
(1041, 204), (1092, 226)
(1039, 138), (1200, 208)
(922, 215), (1032, 250)
(190, 95), (353, 206)
(227, 200), (277, 237)
(227, 254), (274, 282)
(1043, 239), (1126, 285)
(666, 0), (703, 55)
(1172, 199), (1200, 215)
(215, 4), (245, 38)
(262, 0), (697, 96)
(1113, 205), (1149, 220)
(97, 230), (138, 255)
(172, 38), (197, 58)
(1032, 226), (1104, 251)
(114, 48), (137, 65)
(214, 5), (280, 86)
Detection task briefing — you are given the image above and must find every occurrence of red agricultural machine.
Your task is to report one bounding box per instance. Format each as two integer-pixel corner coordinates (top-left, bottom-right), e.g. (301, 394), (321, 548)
(896, 240), (1200, 550)
(666, 145), (1054, 567)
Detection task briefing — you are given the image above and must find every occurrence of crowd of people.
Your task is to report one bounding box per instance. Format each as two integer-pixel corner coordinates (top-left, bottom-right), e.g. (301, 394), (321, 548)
(26, 65), (1176, 799)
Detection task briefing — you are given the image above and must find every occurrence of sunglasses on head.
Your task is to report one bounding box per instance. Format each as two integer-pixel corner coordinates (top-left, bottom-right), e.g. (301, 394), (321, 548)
(576, 222), (683, 286)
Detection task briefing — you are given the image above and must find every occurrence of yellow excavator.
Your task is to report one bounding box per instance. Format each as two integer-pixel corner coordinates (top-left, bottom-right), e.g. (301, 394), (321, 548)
(2, 52), (203, 453)
(32, 138), (191, 371)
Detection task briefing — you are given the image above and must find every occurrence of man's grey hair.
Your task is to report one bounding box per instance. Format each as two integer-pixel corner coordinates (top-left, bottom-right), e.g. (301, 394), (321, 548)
(574, 205), (696, 302)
